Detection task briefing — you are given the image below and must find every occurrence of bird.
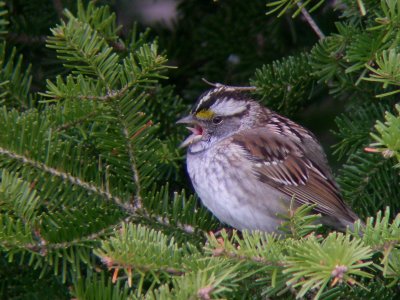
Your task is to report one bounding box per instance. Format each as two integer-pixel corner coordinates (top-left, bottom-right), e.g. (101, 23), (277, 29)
(177, 84), (360, 233)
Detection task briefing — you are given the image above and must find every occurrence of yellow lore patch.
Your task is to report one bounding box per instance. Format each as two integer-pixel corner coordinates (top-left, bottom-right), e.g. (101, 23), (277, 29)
(196, 109), (215, 120)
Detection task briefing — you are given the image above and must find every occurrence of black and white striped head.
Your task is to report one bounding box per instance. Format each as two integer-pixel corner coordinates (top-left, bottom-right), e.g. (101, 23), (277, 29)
(177, 86), (259, 152)
(191, 87), (252, 119)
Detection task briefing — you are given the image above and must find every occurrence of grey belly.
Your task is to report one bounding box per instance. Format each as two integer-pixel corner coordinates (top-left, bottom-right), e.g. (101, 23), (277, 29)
(186, 152), (289, 232)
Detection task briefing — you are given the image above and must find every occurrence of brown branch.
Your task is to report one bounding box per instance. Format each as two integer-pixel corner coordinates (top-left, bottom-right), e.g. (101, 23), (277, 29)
(202, 78), (257, 91)
(297, 2), (325, 40)
(137, 208), (200, 236)
(101, 252), (185, 277)
(122, 125), (143, 210)
(198, 286), (214, 300)
(211, 246), (285, 267)
(130, 120), (153, 140)
(370, 240), (400, 252)
(7, 33), (46, 45)
(52, 0), (64, 19)
(54, 111), (98, 132)
(109, 40), (127, 52)
(48, 83), (132, 102)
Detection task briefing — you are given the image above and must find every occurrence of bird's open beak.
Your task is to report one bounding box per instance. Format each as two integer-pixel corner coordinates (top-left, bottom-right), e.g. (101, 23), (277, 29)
(177, 115), (204, 148)
(176, 115), (195, 124)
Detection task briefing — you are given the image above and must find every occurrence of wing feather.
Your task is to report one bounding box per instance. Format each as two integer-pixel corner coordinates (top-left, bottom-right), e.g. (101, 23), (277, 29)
(233, 128), (358, 223)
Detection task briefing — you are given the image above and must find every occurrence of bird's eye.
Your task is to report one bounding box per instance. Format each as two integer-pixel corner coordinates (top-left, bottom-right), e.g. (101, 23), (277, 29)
(212, 116), (223, 124)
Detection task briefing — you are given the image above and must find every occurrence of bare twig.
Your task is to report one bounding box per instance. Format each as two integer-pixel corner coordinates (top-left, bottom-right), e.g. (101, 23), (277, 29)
(121, 125), (144, 210)
(54, 111), (98, 132)
(7, 33), (46, 45)
(46, 82), (133, 102)
(212, 246), (285, 267)
(103, 260), (185, 276)
(201, 78), (257, 91)
(138, 208), (201, 236)
(52, 0), (64, 19)
(297, 2), (325, 40)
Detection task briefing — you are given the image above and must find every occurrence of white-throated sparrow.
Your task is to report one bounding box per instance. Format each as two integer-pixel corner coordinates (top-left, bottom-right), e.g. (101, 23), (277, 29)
(178, 84), (360, 233)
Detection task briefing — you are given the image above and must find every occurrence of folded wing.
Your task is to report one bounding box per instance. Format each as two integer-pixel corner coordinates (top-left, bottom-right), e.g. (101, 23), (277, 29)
(233, 128), (358, 224)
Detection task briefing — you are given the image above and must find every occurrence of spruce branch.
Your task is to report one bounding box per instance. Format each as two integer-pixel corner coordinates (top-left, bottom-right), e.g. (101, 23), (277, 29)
(0, 170), (41, 248)
(277, 202), (322, 239)
(0, 1), (8, 37)
(205, 229), (285, 268)
(148, 261), (241, 300)
(333, 103), (389, 160)
(123, 124), (143, 209)
(47, 17), (119, 90)
(351, 208), (400, 251)
(338, 149), (400, 218)
(139, 211), (198, 236)
(54, 111), (99, 132)
(114, 94), (153, 210)
(142, 185), (218, 235)
(0, 146), (134, 213)
(209, 238), (285, 267)
(0, 1), (10, 39)
(251, 53), (316, 115)
(368, 104), (400, 164)
(94, 224), (199, 284)
(74, 0), (123, 45)
(72, 274), (131, 300)
(0, 44), (32, 109)
(44, 67), (168, 103)
(42, 75), (126, 102)
(1, 217), (131, 255)
(285, 233), (373, 299)
(363, 49), (400, 98)
(4, 0), (400, 298)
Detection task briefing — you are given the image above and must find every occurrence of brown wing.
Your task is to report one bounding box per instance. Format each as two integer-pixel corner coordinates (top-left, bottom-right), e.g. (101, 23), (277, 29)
(233, 128), (358, 223)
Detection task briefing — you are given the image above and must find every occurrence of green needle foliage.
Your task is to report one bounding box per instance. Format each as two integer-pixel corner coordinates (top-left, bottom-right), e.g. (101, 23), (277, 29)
(0, 43), (32, 108)
(364, 49), (400, 97)
(72, 274), (131, 300)
(266, 0), (326, 18)
(370, 104), (400, 164)
(1, 0), (400, 299)
(285, 233), (373, 299)
(251, 53), (317, 115)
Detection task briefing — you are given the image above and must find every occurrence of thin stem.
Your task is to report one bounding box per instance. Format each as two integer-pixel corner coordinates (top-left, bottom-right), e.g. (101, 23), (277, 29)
(201, 78), (257, 91)
(7, 33), (47, 45)
(0, 217), (131, 255)
(0, 146), (135, 213)
(54, 111), (98, 132)
(151, 213), (197, 235)
(297, 1), (325, 40)
(212, 247), (285, 267)
(113, 91), (145, 210)
(52, 0), (64, 19)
